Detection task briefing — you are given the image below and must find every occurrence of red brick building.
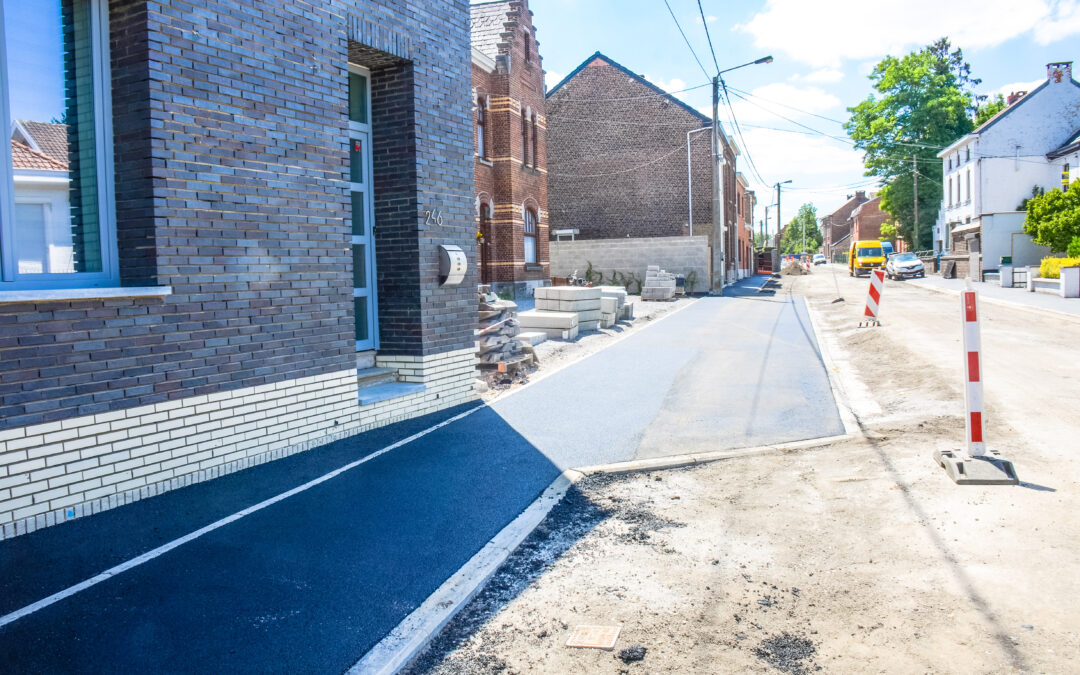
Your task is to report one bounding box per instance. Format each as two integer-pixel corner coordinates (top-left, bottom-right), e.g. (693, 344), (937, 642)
(545, 52), (740, 290)
(821, 191), (868, 261)
(736, 173), (756, 279)
(470, 0), (550, 297)
(851, 196), (890, 243)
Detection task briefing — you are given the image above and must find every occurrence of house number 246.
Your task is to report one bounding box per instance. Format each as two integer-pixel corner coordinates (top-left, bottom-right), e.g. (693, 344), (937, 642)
(424, 209), (444, 226)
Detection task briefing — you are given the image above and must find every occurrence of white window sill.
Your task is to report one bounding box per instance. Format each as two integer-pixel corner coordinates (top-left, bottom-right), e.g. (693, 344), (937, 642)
(0, 286), (173, 304)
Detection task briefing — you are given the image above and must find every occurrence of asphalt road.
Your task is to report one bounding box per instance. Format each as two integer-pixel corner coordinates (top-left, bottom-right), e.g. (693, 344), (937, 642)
(0, 277), (843, 673)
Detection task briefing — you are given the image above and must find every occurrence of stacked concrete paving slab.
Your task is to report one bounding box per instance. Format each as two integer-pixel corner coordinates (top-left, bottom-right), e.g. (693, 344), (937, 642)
(642, 265), (677, 301)
(516, 309), (579, 340)
(597, 286), (633, 322)
(477, 285), (536, 371)
(534, 286), (603, 332)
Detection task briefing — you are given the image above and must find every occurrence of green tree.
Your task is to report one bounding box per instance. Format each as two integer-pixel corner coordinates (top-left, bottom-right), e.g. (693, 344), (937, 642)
(879, 221), (899, 241)
(975, 93), (1007, 126)
(1024, 181), (1080, 253)
(779, 203), (821, 254)
(845, 38), (983, 250)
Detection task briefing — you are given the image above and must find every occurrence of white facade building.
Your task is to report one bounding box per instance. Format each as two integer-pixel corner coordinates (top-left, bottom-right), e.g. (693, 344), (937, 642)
(937, 61), (1080, 276)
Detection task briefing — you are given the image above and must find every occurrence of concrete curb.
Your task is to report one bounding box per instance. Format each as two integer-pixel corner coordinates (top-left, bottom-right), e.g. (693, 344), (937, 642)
(351, 434), (851, 674)
(907, 278), (1080, 325)
(804, 301), (863, 436)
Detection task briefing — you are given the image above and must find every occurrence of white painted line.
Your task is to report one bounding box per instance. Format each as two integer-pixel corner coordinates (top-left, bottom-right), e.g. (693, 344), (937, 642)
(0, 405), (485, 630)
(350, 470), (582, 675)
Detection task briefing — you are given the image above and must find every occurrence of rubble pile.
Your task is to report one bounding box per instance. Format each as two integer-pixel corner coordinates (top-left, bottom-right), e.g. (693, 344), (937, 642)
(642, 265), (677, 300)
(477, 285), (535, 372)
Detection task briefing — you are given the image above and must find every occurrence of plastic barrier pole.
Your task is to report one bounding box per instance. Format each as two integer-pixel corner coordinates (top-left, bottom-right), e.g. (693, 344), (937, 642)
(961, 289), (986, 457)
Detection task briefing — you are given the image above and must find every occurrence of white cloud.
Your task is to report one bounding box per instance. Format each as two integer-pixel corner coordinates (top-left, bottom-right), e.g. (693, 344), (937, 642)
(793, 68), (845, 84)
(644, 75), (687, 93)
(545, 70), (564, 91)
(987, 78), (1044, 99)
(738, 0), (1080, 67)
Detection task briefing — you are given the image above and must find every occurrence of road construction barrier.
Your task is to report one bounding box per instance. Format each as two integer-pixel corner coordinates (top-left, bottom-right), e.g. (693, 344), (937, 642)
(961, 289), (985, 456)
(933, 287), (1018, 484)
(859, 269), (885, 327)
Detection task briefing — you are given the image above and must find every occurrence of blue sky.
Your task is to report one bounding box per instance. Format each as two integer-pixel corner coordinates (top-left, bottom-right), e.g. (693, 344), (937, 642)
(3, 3), (66, 123)
(524, 0), (1080, 230)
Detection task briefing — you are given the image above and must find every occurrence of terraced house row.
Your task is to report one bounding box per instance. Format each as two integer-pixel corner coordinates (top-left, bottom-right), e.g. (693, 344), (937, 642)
(0, 0), (481, 538)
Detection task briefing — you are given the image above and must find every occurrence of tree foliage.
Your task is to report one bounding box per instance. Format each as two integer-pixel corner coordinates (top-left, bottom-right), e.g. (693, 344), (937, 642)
(1024, 181), (1080, 253)
(879, 221), (899, 241)
(845, 38), (983, 250)
(779, 203), (821, 254)
(975, 93), (1007, 127)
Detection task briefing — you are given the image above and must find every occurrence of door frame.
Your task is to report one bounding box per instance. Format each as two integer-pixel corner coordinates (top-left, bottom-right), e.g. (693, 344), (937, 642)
(348, 63), (378, 351)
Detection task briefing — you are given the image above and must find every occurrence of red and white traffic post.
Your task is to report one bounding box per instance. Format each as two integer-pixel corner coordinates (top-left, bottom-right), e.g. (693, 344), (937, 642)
(859, 269), (885, 327)
(961, 289), (985, 456)
(934, 287), (1019, 485)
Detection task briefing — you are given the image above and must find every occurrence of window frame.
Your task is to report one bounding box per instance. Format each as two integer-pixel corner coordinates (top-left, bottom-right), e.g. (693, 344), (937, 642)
(531, 112), (538, 169)
(0, 0), (119, 289)
(476, 94), (487, 159)
(521, 107), (529, 168)
(523, 207), (537, 264)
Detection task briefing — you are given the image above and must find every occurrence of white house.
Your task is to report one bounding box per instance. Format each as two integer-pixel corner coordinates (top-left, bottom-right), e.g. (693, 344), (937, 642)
(937, 61), (1080, 278)
(9, 120), (73, 274)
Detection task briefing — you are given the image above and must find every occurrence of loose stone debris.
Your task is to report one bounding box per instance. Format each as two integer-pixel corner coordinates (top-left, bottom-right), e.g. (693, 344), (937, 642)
(476, 285), (535, 376)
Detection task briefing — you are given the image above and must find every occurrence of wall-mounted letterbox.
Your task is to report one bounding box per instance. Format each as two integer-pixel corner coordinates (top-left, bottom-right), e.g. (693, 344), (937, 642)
(438, 244), (467, 286)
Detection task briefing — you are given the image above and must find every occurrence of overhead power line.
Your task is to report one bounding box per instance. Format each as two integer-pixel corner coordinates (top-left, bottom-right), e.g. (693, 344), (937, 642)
(661, 0), (711, 81)
(696, 0), (720, 75)
(551, 81), (711, 103)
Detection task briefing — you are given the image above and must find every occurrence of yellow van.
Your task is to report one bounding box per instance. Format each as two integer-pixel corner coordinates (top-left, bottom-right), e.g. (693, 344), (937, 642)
(848, 240), (886, 277)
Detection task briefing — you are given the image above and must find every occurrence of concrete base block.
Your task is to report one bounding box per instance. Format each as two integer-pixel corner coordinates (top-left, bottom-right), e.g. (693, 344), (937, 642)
(534, 286), (602, 301)
(641, 286), (675, 300)
(600, 297), (618, 314)
(579, 320), (600, 332)
(535, 298), (602, 312)
(517, 331), (548, 346)
(575, 309), (602, 322)
(619, 303), (634, 320)
(933, 449), (1019, 485)
(518, 309), (579, 329)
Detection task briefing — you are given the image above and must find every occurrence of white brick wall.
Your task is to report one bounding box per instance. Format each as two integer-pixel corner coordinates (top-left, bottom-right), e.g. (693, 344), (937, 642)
(550, 236), (711, 293)
(0, 348), (479, 540)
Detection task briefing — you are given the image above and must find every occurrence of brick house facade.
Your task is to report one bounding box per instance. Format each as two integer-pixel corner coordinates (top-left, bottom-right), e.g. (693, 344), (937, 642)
(0, 0), (478, 538)
(736, 173), (756, 279)
(545, 52), (740, 290)
(821, 191), (868, 260)
(851, 196), (890, 243)
(470, 0), (550, 298)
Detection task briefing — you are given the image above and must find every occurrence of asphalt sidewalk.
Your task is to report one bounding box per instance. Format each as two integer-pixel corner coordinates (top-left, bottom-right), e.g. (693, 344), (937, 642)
(907, 272), (1080, 317)
(0, 276), (843, 673)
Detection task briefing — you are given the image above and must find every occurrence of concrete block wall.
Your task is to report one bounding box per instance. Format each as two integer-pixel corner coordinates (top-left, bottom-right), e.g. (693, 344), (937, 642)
(550, 236), (710, 293)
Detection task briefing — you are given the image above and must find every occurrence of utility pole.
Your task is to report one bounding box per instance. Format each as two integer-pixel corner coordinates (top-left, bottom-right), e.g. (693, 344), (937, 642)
(711, 76), (725, 290)
(912, 154), (919, 252)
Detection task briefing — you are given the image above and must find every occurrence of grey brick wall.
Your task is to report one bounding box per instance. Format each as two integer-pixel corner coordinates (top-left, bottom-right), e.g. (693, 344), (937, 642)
(0, 0), (476, 430)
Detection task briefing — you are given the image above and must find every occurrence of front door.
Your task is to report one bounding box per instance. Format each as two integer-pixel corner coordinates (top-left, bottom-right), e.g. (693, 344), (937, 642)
(349, 65), (378, 351)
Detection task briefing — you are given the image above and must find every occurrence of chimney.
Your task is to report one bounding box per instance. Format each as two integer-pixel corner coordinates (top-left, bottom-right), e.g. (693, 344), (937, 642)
(1046, 61), (1073, 84)
(855, 190), (866, 201)
(1006, 91), (1027, 105)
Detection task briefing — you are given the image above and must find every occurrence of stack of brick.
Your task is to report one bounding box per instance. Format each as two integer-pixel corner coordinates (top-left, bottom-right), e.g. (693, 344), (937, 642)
(596, 285), (631, 327)
(533, 286), (603, 332)
(477, 285), (534, 370)
(642, 265), (677, 300)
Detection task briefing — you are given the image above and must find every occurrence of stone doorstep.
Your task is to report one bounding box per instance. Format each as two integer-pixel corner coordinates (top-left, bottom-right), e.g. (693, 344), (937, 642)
(358, 381), (428, 407)
(356, 367), (398, 389)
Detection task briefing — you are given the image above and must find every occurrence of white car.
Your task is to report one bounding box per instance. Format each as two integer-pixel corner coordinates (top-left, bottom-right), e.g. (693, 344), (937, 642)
(886, 252), (925, 279)
(813, 254), (826, 265)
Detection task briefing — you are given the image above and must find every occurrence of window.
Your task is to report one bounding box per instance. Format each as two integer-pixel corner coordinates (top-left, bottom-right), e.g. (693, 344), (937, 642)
(524, 32), (531, 63)
(521, 109), (529, 168)
(965, 169), (971, 202)
(530, 112), (538, 169)
(523, 208), (537, 264)
(1, 0), (118, 289)
(947, 177), (953, 207)
(947, 157), (952, 171)
(476, 94), (487, 158)
(966, 146), (970, 162)
(1064, 163), (1071, 191)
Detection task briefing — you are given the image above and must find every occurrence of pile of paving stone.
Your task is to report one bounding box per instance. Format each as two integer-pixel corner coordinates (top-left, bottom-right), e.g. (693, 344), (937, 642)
(597, 286), (633, 326)
(642, 265), (677, 300)
(476, 285), (535, 371)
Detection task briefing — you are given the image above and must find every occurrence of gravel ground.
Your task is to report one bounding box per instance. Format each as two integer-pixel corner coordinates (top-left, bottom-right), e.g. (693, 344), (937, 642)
(409, 267), (1080, 674)
(480, 296), (696, 402)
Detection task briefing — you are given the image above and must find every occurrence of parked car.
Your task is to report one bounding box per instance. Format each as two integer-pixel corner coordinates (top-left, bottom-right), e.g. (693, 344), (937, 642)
(813, 254), (826, 265)
(886, 252), (926, 280)
(848, 239), (886, 277)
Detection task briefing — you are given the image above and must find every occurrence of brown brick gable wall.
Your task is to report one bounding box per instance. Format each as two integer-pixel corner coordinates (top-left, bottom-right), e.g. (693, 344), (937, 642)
(471, 0), (549, 292)
(546, 56), (714, 241)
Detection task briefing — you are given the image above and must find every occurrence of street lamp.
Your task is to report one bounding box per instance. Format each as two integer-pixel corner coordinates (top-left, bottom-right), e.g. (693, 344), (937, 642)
(711, 55), (773, 291)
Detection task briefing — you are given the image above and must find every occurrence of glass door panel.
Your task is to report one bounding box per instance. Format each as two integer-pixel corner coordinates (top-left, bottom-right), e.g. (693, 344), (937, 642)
(348, 64), (377, 351)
